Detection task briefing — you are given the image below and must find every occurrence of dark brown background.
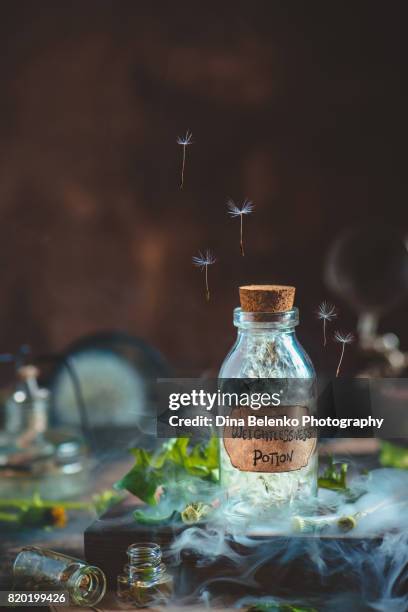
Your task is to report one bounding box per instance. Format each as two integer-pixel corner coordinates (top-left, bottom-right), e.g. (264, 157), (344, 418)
(0, 1), (407, 375)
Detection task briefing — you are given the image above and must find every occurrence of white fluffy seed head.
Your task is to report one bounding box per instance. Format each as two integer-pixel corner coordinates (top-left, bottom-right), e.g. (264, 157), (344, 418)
(177, 130), (193, 146)
(334, 330), (354, 344)
(227, 199), (254, 217)
(192, 249), (216, 269)
(316, 301), (337, 321)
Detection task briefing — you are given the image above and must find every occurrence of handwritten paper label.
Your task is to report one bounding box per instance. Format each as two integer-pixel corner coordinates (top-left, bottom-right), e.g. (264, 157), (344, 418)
(223, 405), (316, 473)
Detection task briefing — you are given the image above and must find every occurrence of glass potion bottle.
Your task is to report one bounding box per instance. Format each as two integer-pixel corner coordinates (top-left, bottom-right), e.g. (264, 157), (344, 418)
(219, 285), (317, 518)
(117, 542), (173, 607)
(13, 546), (106, 607)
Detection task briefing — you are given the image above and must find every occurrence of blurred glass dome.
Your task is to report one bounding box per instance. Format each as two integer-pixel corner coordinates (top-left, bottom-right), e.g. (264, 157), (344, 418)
(49, 332), (170, 440)
(325, 225), (408, 314)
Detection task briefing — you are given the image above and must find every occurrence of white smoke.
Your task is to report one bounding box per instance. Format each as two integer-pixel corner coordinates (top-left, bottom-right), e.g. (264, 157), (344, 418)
(166, 468), (408, 611)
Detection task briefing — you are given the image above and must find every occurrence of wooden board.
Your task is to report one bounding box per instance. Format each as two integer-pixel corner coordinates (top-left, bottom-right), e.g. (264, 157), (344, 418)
(84, 503), (391, 602)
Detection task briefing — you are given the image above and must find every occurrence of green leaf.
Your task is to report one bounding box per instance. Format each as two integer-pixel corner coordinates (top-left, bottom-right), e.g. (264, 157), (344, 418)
(115, 437), (219, 505)
(379, 441), (408, 469)
(92, 490), (125, 515)
(133, 509), (180, 525)
(184, 436), (219, 479)
(318, 456), (348, 491)
(115, 462), (161, 506)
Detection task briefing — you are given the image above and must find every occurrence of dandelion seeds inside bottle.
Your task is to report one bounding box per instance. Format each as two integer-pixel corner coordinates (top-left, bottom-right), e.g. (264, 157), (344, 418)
(219, 285), (317, 517)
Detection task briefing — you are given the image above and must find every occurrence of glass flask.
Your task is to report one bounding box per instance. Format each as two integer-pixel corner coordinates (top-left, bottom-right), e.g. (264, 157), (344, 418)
(0, 365), (90, 500)
(219, 293), (317, 518)
(117, 542), (173, 607)
(13, 546), (106, 607)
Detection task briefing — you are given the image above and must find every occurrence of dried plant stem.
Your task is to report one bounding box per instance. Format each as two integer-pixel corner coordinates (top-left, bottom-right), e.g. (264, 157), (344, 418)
(180, 145), (186, 189)
(227, 199), (254, 257)
(240, 215), (244, 256)
(334, 331), (353, 377)
(294, 495), (408, 533)
(177, 130), (192, 189)
(192, 249), (216, 302)
(316, 302), (337, 347)
(336, 343), (345, 377)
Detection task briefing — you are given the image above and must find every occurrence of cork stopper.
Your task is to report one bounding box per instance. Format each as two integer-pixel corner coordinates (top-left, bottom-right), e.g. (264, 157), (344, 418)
(18, 365), (40, 381)
(239, 285), (295, 313)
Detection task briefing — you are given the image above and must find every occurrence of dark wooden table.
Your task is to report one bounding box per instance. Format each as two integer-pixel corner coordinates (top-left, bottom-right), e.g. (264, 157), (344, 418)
(0, 441), (382, 610)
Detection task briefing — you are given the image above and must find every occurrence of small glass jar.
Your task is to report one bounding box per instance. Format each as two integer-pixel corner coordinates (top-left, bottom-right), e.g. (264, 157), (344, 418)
(4, 366), (54, 461)
(117, 542), (173, 608)
(219, 305), (318, 517)
(13, 546), (106, 607)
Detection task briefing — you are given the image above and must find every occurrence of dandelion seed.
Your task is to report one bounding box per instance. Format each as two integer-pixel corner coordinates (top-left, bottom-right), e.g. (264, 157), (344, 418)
(227, 199), (254, 256)
(334, 331), (354, 377)
(316, 301), (337, 347)
(177, 130), (193, 189)
(192, 249), (216, 301)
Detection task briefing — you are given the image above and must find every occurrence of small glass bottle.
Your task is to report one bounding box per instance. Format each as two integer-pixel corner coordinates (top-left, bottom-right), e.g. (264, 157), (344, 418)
(4, 365), (54, 460)
(117, 542), (173, 608)
(219, 285), (317, 518)
(13, 546), (106, 607)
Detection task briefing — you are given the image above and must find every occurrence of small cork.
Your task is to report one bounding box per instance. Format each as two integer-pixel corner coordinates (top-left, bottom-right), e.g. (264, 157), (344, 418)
(18, 365), (40, 381)
(239, 285), (295, 313)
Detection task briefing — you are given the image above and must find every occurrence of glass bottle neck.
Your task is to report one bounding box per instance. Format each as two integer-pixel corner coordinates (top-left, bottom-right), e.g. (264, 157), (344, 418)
(67, 566), (106, 606)
(124, 542), (166, 586)
(233, 307), (299, 334)
(127, 542), (162, 566)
